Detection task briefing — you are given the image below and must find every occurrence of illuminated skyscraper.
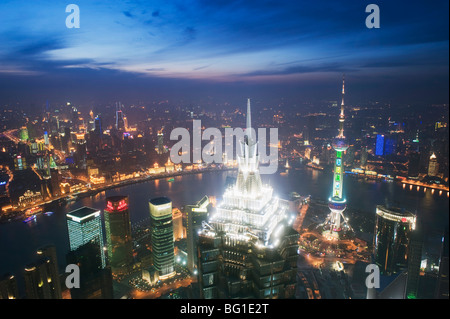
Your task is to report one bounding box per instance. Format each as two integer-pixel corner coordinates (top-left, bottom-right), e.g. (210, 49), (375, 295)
(373, 205), (416, 276)
(149, 197), (175, 279)
(321, 76), (351, 239)
(185, 195), (210, 274)
(66, 206), (106, 268)
(198, 99), (298, 298)
(157, 128), (166, 154)
(115, 102), (125, 131)
(0, 274), (19, 299)
(428, 152), (439, 177)
(104, 196), (133, 273)
(36, 245), (62, 299)
(23, 246), (62, 299)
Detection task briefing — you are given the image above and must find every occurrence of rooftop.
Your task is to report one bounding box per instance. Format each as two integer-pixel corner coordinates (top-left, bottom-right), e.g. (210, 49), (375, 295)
(67, 206), (100, 220)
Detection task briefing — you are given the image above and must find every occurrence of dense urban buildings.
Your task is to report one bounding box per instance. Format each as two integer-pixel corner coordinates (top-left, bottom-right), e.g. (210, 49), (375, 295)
(0, 1), (448, 305)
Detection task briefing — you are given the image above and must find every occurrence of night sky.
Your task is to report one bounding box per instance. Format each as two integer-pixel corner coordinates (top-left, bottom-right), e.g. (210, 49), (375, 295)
(0, 0), (448, 106)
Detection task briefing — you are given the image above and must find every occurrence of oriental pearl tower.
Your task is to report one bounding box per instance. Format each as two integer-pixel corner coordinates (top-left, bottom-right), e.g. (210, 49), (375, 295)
(321, 75), (352, 240)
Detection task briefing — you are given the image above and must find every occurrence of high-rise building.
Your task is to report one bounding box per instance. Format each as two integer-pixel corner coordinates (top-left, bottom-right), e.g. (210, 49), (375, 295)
(373, 205), (416, 276)
(405, 220), (423, 299)
(13, 155), (27, 171)
(66, 206), (106, 268)
(94, 115), (102, 136)
(157, 129), (166, 154)
(66, 239), (114, 299)
(0, 274), (19, 299)
(435, 228), (449, 299)
(408, 151), (421, 179)
(36, 245), (62, 299)
(172, 207), (185, 241)
(375, 134), (385, 156)
(19, 126), (29, 141)
(321, 76), (351, 239)
(185, 195), (210, 274)
(428, 152), (439, 177)
(149, 197), (175, 280)
(104, 196), (133, 273)
(197, 99), (298, 299)
(23, 246), (62, 300)
(115, 102), (125, 131)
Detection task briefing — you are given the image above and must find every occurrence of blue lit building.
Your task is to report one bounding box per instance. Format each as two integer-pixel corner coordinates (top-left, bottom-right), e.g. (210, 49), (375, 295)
(66, 206), (106, 268)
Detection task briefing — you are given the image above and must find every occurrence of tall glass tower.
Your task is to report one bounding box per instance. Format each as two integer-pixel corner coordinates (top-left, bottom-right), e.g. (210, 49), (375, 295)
(321, 76), (351, 240)
(373, 205), (416, 275)
(66, 206), (106, 268)
(104, 196), (133, 273)
(198, 99), (298, 298)
(149, 197), (175, 280)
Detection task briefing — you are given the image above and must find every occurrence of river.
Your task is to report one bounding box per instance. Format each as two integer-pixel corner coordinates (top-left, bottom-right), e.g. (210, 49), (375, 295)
(0, 166), (448, 287)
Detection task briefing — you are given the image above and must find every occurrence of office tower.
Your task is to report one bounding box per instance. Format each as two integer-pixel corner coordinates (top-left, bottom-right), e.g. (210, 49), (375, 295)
(428, 152), (439, 176)
(66, 206), (106, 268)
(172, 207), (185, 241)
(185, 195), (210, 274)
(0, 274), (19, 299)
(63, 126), (72, 151)
(305, 116), (316, 146)
(50, 168), (60, 197)
(19, 126), (29, 141)
(13, 155), (27, 171)
(94, 114), (102, 135)
(157, 129), (165, 154)
(360, 146), (368, 168)
(408, 151), (421, 179)
(405, 220), (423, 299)
(197, 234), (221, 299)
(149, 197), (175, 280)
(373, 205), (416, 276)
(44, 131), (49, 146)
(115, 102), (125, 131)
(384, 134), (397, 156)
(435, 229), (449, 299)
(66, 239), (114, 299)
(104, 196), (133, 274)
(23, 246), (62, 300)
(36, 245), (62, 299)
(321, 76), (351, 239)
(198, 99), (298, 299)
(375, 134), (384, 156)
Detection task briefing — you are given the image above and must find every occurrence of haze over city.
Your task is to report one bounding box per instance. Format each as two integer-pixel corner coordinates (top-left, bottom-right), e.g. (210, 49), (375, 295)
(0, 0), (448, 106)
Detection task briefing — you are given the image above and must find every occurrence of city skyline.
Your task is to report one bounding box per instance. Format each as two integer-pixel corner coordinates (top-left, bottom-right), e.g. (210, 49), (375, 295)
(0, 0), (448, 303)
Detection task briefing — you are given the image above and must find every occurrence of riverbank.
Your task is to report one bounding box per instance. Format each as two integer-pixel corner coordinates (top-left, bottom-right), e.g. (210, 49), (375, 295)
(0, 166), (238, 224)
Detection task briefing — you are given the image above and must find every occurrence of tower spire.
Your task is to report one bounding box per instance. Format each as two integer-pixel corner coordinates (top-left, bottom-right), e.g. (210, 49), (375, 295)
(338, 74), (345, 138)
(246, 98), (252, 138)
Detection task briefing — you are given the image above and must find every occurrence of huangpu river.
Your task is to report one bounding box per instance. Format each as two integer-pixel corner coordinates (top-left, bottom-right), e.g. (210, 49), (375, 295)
(1, 166), (448, 288)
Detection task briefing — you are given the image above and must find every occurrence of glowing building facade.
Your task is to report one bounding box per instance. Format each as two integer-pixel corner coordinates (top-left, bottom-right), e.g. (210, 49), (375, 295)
(198, 99), (298, 299)
(149, 197), (175, 279)
(104, 196), (133, 273)
(373, 205), (416, 276)
(66, 206), (106, 268)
